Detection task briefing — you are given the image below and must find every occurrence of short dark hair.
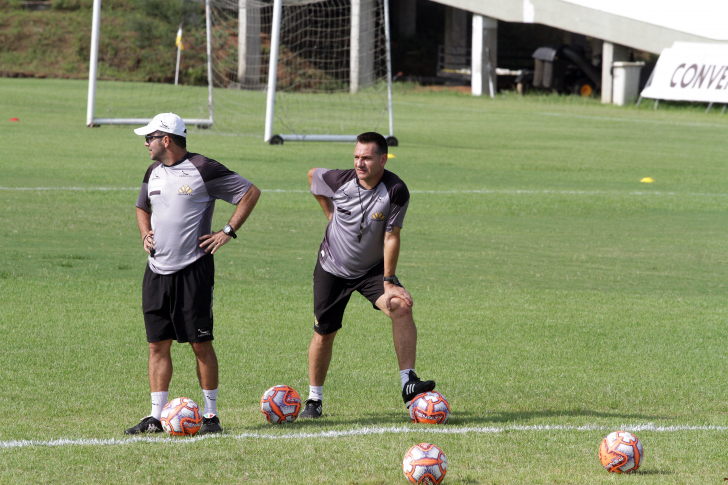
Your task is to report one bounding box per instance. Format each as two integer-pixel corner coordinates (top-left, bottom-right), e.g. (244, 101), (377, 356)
(154, 131), (187, 149)
(167, 133), (187, 149)
(356, 132), (388, 158)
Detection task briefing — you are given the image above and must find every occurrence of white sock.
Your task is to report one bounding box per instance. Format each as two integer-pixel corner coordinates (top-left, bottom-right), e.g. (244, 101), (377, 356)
(202, 388), (218, 416)
(400, 369), (415, 389)
(308, 385), (323, 402)
(151, 391), (168, 420)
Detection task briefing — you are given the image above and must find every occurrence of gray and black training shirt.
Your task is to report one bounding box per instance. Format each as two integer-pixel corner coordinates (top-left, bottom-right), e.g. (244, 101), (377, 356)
(311, 168), (409, 279)
(136, 153), (252, 275)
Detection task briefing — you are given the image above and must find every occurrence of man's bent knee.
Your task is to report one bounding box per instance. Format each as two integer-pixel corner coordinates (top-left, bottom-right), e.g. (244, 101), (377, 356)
(388, 298), (413, 319)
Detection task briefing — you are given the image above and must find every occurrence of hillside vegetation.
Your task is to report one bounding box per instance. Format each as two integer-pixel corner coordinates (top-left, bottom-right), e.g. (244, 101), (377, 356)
(0, 0), (207, 82)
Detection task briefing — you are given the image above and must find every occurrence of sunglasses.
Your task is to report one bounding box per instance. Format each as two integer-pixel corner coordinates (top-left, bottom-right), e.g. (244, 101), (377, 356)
(145, 134), (166, 143)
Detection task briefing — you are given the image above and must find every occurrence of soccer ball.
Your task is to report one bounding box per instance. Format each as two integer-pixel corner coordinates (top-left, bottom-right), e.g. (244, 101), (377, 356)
(260, 385), (301, 424)
(160, 397), (202, 436)
(409, 391), (450, 424)
(599, 430), (644, 473)
(402, 443), (447, 484)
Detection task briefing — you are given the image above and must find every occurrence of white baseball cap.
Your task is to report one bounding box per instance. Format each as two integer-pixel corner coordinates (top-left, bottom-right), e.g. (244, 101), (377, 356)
(133, 112), (187, 137)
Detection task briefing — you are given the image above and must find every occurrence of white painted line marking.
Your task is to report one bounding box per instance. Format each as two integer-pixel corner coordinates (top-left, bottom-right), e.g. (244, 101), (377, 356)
(1, 187), (726, 198)
(1, 423), (725, 449)
(539, 111), (728, 129)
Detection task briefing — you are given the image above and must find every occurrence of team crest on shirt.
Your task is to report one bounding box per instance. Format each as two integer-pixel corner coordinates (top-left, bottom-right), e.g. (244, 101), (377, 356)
(178, 185), (193, 195)
(371, 211), (386, 221)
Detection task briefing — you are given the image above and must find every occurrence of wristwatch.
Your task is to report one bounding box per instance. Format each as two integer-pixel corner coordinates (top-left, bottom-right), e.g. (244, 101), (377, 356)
(383, 275), (402, 287)
(222, 224), (237, 239)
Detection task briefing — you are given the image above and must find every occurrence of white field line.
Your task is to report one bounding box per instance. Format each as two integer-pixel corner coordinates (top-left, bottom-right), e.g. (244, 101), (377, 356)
(1, 423), (726, 450)
(393, 102), (728, 130)
(539, 111), (728, 129)
(1, 187), (727, 198)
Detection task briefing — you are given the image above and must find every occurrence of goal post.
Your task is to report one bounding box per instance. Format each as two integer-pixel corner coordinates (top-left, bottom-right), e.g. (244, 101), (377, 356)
(263, 0), (397, 145)
(86, 0), (394, 141)
(86, 0), (214, 128)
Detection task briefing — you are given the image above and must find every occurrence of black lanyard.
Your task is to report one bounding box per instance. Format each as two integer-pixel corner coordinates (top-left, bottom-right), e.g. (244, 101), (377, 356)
(356, 182), (379, 242)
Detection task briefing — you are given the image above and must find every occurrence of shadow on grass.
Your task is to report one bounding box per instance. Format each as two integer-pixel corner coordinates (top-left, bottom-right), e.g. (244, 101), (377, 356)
(229, 407), (670, 434)
(635, 469), (673, 476)
(447, 408), (670, 426)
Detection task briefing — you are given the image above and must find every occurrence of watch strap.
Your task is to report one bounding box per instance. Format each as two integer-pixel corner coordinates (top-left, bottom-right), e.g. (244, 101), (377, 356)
(383, 275), (402, 287)
(223, 224), (237, 239)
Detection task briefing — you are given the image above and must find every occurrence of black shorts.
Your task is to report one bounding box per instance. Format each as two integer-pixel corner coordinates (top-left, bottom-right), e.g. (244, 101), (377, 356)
(142, 255), (215, 344)
(313, 259), (384, 335)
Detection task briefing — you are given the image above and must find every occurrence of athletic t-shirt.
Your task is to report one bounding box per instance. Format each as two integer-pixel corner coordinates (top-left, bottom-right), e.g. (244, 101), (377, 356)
(310, 168), (409, 279)
(136, 153), (252, 275)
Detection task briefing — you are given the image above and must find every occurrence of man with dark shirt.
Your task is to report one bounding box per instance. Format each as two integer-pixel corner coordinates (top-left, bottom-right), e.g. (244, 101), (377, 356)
(300, 132), (435, 419)
(124, 113), (260, 434)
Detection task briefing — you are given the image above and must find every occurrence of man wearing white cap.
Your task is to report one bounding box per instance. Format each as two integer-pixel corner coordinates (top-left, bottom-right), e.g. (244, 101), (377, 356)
(125, 113), (260, 435)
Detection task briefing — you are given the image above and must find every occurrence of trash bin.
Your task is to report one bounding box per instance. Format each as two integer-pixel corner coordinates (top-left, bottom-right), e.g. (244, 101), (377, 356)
(612, 61), (645, 106)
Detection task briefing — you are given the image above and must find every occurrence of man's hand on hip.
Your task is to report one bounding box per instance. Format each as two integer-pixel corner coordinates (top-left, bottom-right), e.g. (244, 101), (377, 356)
(142, 231), (155, 255)
(199, 232), (232, 254)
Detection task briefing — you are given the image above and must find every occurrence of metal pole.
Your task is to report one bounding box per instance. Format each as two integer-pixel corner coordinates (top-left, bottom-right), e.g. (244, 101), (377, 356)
(471, 14), (483, 97)
(86, 0), (102, 127)
(350, 0), (361, 94)
(205, 0), (214, 123)
(175, 23), (182, 86)
(175, 47), (182, 85)
(264, 0), (282, 142)
(383, 0), (394, 137)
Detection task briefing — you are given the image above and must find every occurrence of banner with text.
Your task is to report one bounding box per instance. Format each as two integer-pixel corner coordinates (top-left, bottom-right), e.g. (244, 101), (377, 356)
(641, 42), (728, 103)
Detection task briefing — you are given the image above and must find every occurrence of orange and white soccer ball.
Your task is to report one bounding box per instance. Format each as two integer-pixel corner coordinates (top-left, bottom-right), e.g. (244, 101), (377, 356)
(402, 443), (447, 484)
(260, 385), (301, 424)
(160, 397), (202, 436)
(599, 430), (643, 473)
(409, 391), (450, 425)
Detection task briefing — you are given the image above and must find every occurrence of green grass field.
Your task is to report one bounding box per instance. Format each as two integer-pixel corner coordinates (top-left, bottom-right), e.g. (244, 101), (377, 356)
(2, 78), (728, 483)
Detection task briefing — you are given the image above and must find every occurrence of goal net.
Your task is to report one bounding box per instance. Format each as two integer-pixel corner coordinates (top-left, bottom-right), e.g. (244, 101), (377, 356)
(261, 0), (395, 143)
(211, 0), (395, 142)
(86, 0), (214, 128)
(87, 0), (395, 142)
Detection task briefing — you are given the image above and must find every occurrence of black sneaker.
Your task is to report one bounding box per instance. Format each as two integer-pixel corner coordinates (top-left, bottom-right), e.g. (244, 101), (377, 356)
(298, 399), (322, 419)
(199, 413), (223, 434)
(402, 371), (436, 408)
(124, 416), (163, 435)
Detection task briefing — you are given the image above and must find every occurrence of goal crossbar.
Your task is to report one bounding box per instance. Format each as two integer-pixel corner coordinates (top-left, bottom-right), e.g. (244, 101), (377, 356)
(86, 0), (214, 128)
(264, 0), (396, 144)
(280, 134), (359, 142)
(90, 118), (214, 127)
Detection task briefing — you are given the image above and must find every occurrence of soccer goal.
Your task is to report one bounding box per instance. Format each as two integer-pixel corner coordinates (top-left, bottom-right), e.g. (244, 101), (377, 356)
(262, 0), (396, 145)
(86, 0), (395, 143)
(86, 0), (214, 129)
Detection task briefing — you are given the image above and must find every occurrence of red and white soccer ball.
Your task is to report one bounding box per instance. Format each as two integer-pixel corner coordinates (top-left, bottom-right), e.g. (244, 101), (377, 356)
(260, 385), (302, 424)
(402, 443), (448, 484)
(599, 430), (644, 473)
(160, 397), (202, 436)
(409, 391), (450, 425)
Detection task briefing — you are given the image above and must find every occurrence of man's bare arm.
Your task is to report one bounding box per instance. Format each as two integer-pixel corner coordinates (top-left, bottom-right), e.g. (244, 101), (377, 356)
(383, 227), (413, 309)
(136, 207), (154, 255)
(199, 185), (261, 254)
(308, 167), (334, 221)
